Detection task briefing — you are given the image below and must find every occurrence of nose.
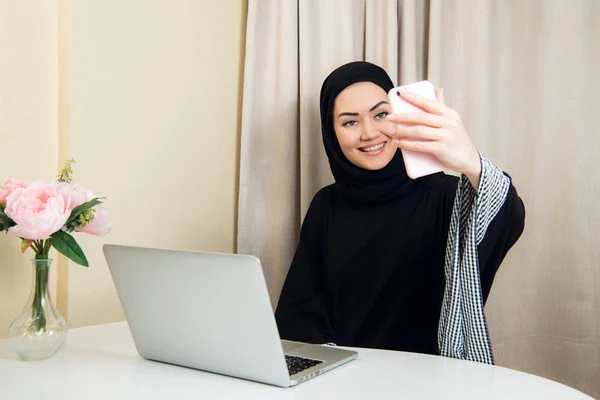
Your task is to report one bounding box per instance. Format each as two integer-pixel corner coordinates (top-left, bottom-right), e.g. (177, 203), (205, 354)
(360, 119), (380, 141)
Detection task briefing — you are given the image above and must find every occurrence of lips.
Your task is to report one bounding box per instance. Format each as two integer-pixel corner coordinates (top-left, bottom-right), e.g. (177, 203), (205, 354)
(359, 142), (386, 152)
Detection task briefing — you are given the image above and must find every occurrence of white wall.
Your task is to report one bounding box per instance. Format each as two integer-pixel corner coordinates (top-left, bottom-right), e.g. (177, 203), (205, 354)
(67, 0), (247, 327)
(0, 2), (59, 336)
(0, 0), (247, 334)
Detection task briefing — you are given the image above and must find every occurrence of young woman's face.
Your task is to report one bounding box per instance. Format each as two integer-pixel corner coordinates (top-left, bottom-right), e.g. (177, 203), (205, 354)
(333, 82), (397, 170)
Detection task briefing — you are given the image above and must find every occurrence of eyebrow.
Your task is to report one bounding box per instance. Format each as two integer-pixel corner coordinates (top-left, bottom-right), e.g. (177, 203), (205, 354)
(337, 100), (389, 119)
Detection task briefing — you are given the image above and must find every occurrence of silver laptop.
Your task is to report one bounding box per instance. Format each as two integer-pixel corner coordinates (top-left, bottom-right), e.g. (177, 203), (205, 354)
(103, 244), (357, 387)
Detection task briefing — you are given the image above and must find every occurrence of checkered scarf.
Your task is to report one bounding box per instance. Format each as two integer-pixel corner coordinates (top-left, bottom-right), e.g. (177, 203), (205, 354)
(438, 154), (510, 364)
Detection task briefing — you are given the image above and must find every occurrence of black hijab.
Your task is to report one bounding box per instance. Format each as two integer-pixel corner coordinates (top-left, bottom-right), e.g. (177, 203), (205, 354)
(320, 61), (412, 205)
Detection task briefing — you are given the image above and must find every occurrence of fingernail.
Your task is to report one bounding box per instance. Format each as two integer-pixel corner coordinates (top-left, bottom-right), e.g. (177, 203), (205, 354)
(394, 139), (400, 144)
(387, 114), (396, 121)
(388, 129), (396, 136)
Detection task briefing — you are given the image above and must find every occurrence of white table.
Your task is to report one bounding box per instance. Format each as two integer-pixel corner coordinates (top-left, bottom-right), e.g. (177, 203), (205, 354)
(0, 322), (592, 399)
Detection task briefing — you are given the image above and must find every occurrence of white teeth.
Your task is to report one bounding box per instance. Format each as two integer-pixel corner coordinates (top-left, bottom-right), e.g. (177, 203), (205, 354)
(362, 143), (385, 152)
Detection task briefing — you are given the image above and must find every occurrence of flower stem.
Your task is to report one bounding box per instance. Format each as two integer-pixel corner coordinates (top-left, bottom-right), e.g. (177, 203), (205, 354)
(29, 256), (49, 334)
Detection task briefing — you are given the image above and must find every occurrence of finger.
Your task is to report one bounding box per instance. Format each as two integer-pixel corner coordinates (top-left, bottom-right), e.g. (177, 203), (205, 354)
(435, 88), (445, 105)
(393, 124), (441, 142)
(382, 123), (399, 138)
(395, 139), (441, 156)
(400, 91), (453, 117)
(387, 112), (449, 128)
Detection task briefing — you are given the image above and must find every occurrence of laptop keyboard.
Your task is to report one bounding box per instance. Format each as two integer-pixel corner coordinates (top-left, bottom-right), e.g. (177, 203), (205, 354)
(285, 355), (323, 376)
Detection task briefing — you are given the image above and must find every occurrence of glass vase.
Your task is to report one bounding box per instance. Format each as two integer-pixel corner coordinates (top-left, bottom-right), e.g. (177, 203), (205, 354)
(8, 257), (68, 360)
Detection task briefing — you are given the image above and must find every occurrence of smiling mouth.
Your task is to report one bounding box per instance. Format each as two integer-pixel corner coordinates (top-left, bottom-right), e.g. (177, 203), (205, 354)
(359, 142), (386, 152)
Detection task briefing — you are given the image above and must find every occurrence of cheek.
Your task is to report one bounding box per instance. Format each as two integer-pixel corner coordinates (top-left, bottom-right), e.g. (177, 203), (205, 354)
(334, 127), (357, 151)
(377, 119), (394, 134)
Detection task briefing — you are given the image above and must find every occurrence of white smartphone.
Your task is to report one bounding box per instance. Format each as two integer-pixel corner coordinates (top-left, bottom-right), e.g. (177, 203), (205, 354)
(387, 80), (445, 179)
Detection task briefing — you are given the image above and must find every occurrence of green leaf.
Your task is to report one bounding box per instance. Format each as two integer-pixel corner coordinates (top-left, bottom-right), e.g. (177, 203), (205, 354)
(0, 222), (14, 232)
(0, 211), (13, 223)
(67, 198), (102, 225)
(48, 230), (89, 267)
(0, 211), (15, 231)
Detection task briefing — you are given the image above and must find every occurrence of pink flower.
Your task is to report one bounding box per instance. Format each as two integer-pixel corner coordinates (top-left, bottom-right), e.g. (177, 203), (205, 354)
(62, 181), (111, 236)
(0, 179), (27, 203)
(76, 205), (111, 236)
(60, 182), (93, 207)
(5, 180), (72, 240)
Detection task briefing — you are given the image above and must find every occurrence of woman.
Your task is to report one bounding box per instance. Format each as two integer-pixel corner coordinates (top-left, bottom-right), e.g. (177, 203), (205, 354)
(274, 61), (525, 364)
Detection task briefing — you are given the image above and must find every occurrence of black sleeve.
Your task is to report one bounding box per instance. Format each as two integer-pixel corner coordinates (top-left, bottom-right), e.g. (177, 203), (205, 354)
(274, 190), (336, 344)
(478, 181), (526, 303)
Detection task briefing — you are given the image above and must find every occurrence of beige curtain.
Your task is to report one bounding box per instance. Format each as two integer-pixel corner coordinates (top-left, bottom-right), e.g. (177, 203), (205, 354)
(238, 0), (600, 397)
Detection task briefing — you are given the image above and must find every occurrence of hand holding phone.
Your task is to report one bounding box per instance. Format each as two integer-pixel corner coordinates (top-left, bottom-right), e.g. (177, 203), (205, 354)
(387, 81), (445, 179)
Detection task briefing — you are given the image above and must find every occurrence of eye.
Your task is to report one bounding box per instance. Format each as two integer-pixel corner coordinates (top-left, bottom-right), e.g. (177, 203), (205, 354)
(342, 120), (358, 127)
(375, 111), (388, 120)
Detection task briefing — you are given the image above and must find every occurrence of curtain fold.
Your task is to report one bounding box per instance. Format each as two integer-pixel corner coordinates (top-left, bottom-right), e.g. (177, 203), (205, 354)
(238, 1), (600, 397)
(237, 0), (301, 302)
(298, 0), (366, 215)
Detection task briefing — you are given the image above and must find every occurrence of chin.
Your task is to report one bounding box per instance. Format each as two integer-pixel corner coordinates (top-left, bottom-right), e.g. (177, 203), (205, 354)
(361, 162), (389, 171)
(356, 156), (394, 171)
(354, 151), (395, 171)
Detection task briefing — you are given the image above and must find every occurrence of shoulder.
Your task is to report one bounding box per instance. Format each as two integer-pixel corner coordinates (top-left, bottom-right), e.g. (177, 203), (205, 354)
(299, 185), (336, 236)
(307, 184), (336, 210)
